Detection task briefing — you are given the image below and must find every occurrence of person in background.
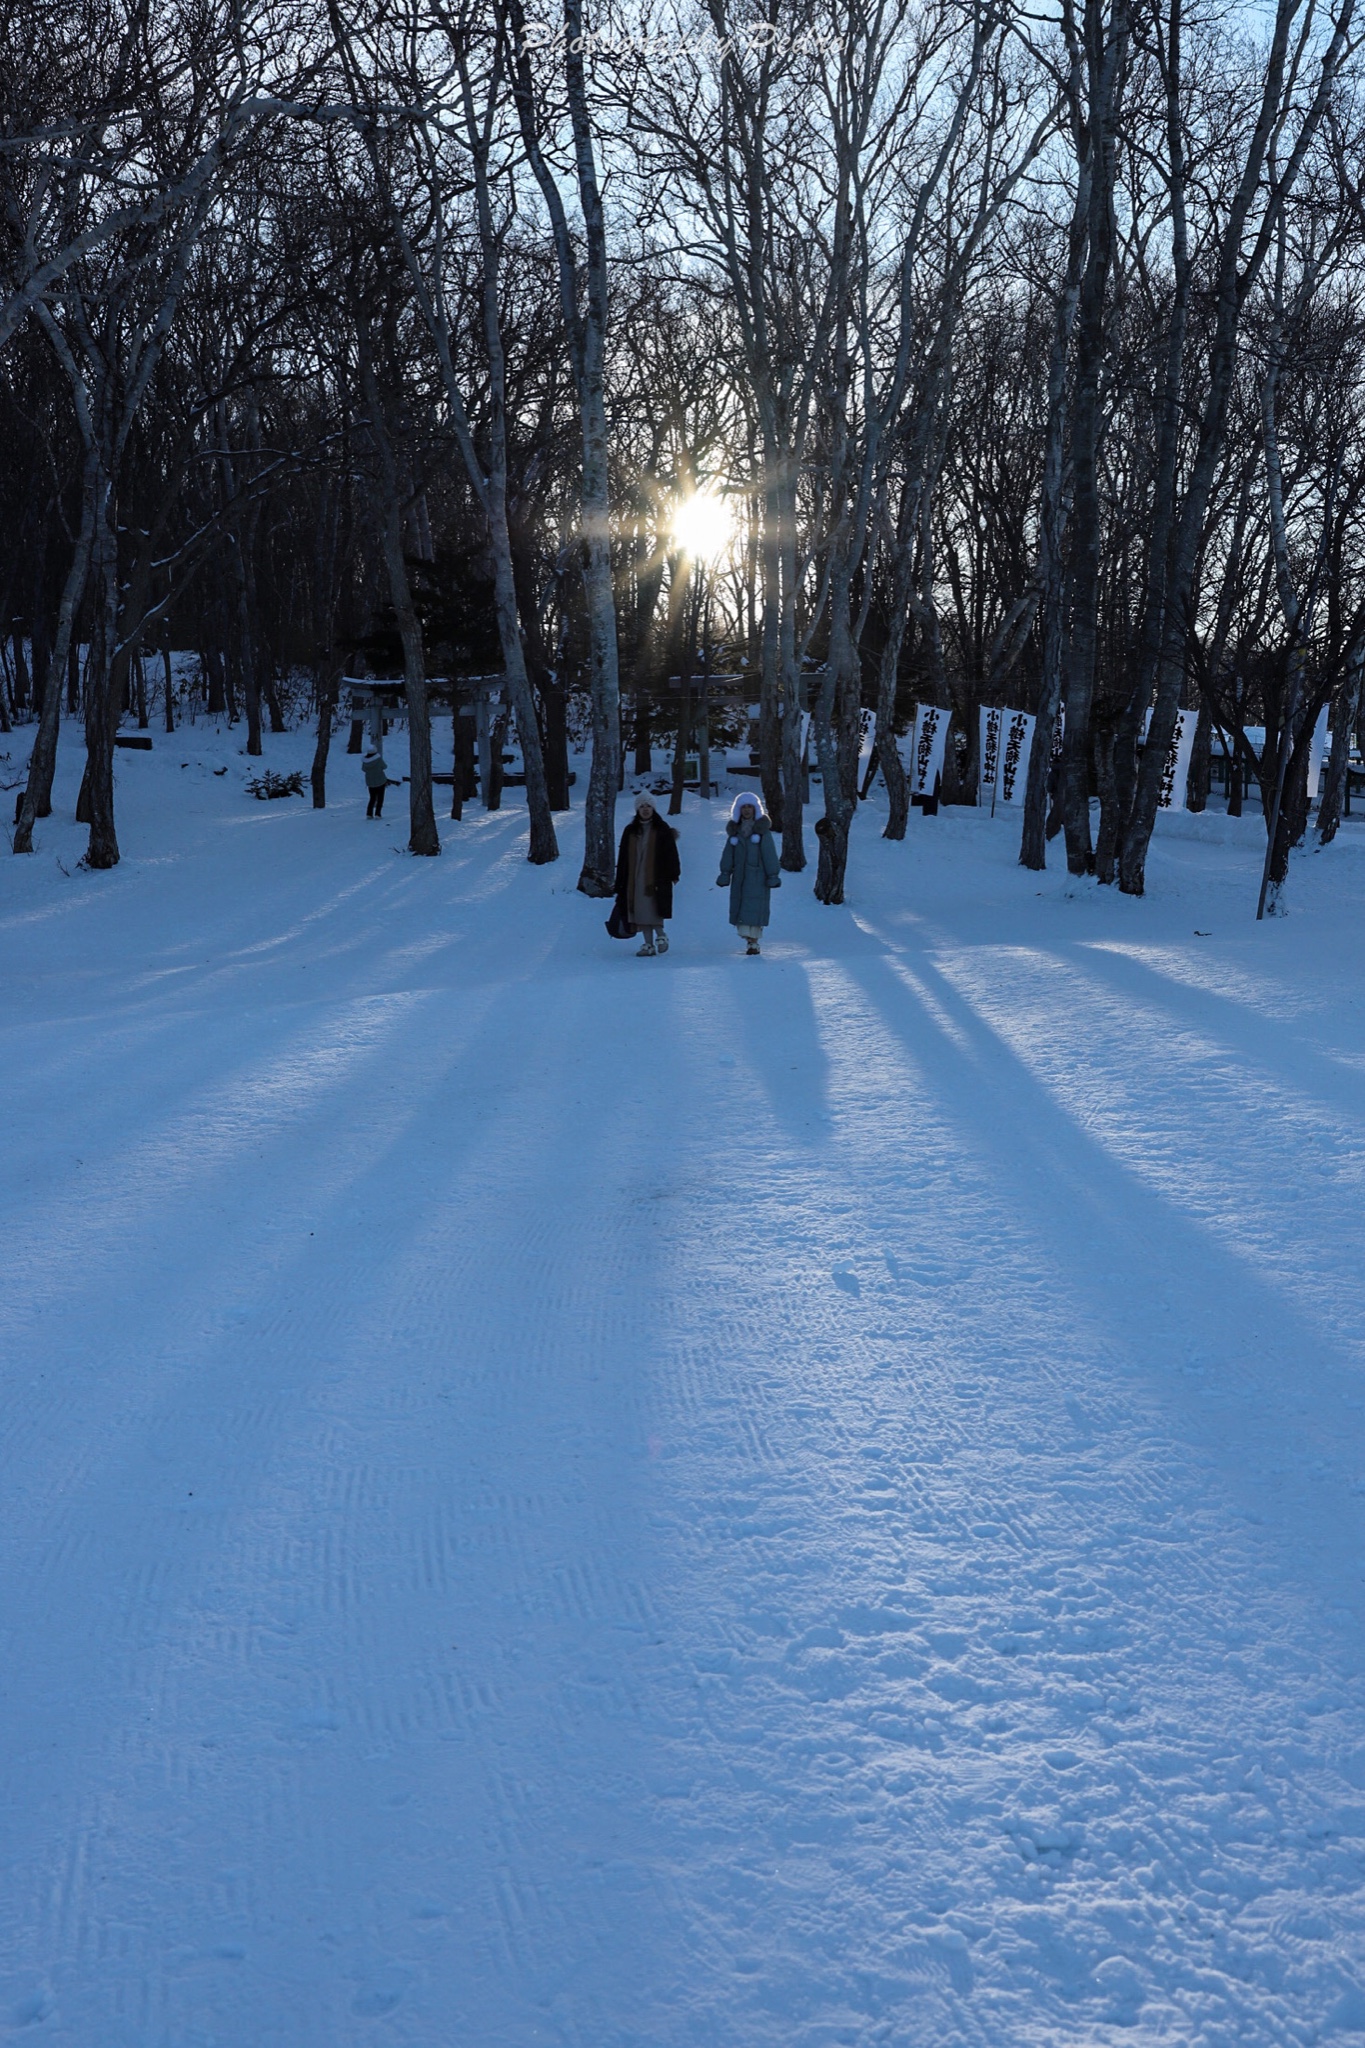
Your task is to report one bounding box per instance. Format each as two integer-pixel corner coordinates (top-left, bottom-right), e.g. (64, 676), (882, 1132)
(718, 792), (780, 954)
(363, 740), (389, 818)
(613, 794), (681, 956)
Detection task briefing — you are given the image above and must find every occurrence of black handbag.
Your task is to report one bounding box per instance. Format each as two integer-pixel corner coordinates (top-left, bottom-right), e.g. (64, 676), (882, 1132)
(605, 901), (633, 940)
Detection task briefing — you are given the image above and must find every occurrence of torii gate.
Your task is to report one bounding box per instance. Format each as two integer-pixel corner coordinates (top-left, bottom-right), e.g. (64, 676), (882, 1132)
(346, 676), (505, 803)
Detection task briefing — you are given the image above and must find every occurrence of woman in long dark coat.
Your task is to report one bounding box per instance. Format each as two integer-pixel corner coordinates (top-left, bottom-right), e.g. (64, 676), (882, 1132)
(613, 796), (681, 956)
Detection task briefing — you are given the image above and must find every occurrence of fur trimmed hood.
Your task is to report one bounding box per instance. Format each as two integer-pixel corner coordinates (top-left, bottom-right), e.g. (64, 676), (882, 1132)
(729, 792), (768, 826)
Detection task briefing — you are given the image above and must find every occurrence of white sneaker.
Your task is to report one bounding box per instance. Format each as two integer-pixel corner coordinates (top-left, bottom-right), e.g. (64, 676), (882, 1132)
(656, 931), (669, 953)
(636, 937), (656, 956)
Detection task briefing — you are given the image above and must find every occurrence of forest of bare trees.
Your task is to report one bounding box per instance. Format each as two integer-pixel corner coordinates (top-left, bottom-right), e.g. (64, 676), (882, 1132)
(4, 0), (1365, 909)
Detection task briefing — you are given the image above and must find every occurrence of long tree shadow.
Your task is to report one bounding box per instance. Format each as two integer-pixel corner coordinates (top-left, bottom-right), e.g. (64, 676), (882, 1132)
(1067, 935), (1365, 1118)
(836, 933), (1365, 1625)
(0, 955), (703, 2043)
(731, 959), (833, 1147)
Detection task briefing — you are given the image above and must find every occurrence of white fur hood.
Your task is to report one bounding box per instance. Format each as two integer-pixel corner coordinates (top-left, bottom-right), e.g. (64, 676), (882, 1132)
(728, 793), (769, 828)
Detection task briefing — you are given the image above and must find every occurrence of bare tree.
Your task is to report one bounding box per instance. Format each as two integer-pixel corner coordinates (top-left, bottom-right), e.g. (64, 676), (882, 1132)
(1118, 0), (1358, 896)
(324, 0), (561, 861)
(504, 0), (621, 892)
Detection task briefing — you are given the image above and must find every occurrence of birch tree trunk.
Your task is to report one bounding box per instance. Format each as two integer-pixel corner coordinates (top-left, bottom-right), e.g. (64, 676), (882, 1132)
(504, 0), (619, 889)
(1060, 0), (1128, 876)
(1108, 0), (1193, 868)
(448, 34), (558, 861)
(360, 347), (440, 858)
(561, 0), (619, 891)
(80, 462), (121, 868)
(875, 527), (915, 841)
(311, 665), (339, 810)
(812, 567), (856, 903)
(758, 487), (785, 830)
(1019, 207), (1084, 870)
(777, 498), (807, 870)
(1317, 639), (1363, 845)
(14, 460), (95, 852)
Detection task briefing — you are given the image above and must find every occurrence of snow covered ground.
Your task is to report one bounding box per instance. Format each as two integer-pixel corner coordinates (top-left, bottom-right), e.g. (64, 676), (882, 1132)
(4, 721), (1365, 2046)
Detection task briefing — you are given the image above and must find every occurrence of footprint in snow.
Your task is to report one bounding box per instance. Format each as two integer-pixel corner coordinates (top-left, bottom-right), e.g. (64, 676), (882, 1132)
(832, 1269), (861, 1296)
(1327, 1986), (1365, 2034)
(1094, 1957), (1145, 2021)
(0, 1977), (54, 2029)
(280, 1709), (340, 1743)
(350, 1965), (412, 2018)
(1065, 1396), (1093, 1437)
(353, 1989), (402, 2018)
(930, 1930), (974, 1995)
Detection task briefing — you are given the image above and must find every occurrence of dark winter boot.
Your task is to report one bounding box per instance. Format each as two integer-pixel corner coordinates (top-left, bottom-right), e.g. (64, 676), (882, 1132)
(745, 938), (760, 956)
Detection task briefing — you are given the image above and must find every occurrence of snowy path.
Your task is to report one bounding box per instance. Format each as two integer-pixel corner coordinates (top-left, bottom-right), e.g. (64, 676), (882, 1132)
(5, 730), (1365, 2045)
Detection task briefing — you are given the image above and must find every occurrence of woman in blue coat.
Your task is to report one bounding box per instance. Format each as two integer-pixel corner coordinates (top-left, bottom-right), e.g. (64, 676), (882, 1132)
(718, 794), (781, 954)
